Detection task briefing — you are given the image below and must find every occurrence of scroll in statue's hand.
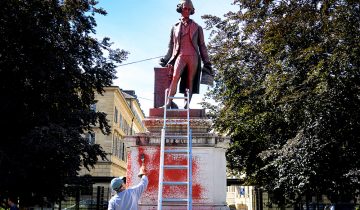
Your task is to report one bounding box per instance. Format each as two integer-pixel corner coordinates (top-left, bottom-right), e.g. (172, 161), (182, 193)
(203, 62), (212, 71)
(201, 63), (214, 86)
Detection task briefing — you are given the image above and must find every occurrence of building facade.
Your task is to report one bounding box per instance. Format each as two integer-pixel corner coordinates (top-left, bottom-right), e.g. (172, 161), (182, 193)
(78, 86), (146, 178)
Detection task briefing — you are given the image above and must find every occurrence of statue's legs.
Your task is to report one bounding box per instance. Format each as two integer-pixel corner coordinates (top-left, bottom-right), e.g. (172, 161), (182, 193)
(184, 56), (198, 108)
(167, 55), (198, 108)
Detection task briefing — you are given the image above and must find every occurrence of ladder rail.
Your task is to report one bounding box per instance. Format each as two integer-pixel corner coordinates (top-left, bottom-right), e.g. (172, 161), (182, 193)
(163, 88), (169, 129)
(157, 128), (166, 210)
(186, 91), (192, 210)
(157, 88), (169, 210)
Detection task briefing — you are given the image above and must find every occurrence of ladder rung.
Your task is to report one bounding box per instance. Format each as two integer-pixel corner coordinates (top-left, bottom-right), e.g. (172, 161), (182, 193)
(163, 198), (188, 202)
(166, 121), (188, 125)
(164, 149), (188, 154)
(163, 181), (188, 186)
(165, 135), (188, 139)
(164, 165), (188, 169)
(168, 96), (188, 99)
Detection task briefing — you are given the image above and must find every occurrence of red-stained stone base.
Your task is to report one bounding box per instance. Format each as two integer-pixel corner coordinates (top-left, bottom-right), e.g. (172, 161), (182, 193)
(126, 146), (229, 210)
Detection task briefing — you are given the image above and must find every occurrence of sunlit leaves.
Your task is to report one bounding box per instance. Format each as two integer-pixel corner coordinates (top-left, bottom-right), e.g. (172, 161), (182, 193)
(204, 0), (360, 204)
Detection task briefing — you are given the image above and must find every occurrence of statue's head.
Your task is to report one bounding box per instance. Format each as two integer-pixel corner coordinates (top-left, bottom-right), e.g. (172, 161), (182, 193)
(176, 0), (195, 15)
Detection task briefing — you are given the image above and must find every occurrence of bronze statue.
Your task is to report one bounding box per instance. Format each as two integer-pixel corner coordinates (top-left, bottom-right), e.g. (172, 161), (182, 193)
(159, 0), (213, 109)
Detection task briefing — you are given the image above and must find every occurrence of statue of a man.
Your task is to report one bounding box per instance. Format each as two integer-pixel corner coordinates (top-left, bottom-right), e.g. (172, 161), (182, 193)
(159, 0), (213, 109)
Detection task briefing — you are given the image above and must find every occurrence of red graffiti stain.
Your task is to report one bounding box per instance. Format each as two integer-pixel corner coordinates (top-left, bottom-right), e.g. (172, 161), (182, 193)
(126, 150), (133, 187)
(128, 146), (203, 202)
(145, 147), (161, 196)
(192, 183), (202, 199)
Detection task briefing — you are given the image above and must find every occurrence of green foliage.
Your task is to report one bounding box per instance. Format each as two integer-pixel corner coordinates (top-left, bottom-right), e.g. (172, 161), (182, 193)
(0, 0), (128, 205)
(203, 0), (360, 204)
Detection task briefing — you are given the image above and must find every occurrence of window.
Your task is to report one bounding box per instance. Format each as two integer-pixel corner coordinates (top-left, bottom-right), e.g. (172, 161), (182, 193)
(112, 135), (119, 157)
(119, 113), (123, 129)
(86, 132), (95, 144)
(239, 186), (245, 197)
(124, 121), (129, 135)
(120, 142), (126, 161)
(114, 107), (118, 123)
(112, 133), (126, 161)
(90, 103), (96, 111)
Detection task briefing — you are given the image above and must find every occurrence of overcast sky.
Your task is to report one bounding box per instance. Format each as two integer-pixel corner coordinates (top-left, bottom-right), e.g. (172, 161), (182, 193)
(94, 0), (237, 116)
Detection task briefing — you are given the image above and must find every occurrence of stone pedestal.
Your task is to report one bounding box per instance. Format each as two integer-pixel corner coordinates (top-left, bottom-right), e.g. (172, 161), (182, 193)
(124, 108), (229, 210)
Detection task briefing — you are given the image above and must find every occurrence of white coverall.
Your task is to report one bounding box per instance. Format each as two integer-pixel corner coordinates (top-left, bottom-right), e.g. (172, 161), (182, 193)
(108, 175), (149, 210)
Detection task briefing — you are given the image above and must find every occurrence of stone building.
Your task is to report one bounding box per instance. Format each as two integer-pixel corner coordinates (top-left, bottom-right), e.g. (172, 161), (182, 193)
(78, 86), (146, 177)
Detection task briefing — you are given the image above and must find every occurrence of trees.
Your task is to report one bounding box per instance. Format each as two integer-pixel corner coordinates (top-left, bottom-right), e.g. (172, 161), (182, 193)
(203, 0), (360, 205)
(0, 0), (128, 205)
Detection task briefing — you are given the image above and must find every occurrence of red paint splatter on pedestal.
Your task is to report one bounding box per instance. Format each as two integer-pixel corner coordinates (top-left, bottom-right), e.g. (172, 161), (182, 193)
(127, 146), (203, 203)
